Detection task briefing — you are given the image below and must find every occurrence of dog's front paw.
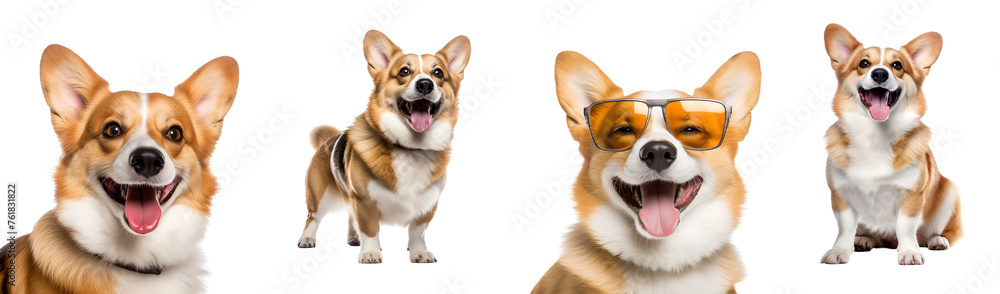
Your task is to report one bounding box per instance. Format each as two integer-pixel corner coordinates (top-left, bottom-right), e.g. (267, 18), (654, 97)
(854, 236), (876, 251)
(297, 236), (316, 248)
(927, 236), (950, 251)
(410, 250), (437, 263)
(359, 250), (383, 264)
(821, 248), (852, 264)
(898, 249), (924, 265)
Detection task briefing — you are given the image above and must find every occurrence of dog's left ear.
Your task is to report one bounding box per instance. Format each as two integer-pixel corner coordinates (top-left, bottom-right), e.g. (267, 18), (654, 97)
(824, 24), (862, 71)
(175, 56), (239, 147)
(902, 32), (942, 75)
(363, 30), (402, 78)
(39, 44), (110, 153)
(436, 35), (471, 80)
(695, 52), (761, 125)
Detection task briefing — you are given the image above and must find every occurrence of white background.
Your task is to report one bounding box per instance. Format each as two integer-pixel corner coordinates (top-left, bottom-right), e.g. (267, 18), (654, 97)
(1, 1), (999, 293)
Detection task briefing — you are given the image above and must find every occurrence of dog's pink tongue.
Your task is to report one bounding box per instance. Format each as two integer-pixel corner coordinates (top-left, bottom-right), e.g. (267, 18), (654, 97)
(868, 94), (891, 121)
(409, 111), (433, 133)
(124, 186), (162, 234)
(638, 183), (679, 238)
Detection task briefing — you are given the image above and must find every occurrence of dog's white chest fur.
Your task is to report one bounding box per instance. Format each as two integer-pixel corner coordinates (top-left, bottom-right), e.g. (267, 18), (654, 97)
(112, 254), (206, 293)
(56, 195), (211, 293)
(828, 112), (922, 231)
(622, 254), (732, 294)
(367, 149), (445, 225)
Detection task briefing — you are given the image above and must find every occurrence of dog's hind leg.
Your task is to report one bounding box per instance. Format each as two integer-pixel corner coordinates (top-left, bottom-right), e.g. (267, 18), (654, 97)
(347, 214), (360, 246)
(854, 225), (887, 251)
(921, 177), (962, 250)
(298, 152), (342, 248)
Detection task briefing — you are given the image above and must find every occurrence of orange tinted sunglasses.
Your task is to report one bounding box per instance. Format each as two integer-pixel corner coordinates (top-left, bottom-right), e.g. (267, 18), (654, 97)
(583, 98), (732, 151)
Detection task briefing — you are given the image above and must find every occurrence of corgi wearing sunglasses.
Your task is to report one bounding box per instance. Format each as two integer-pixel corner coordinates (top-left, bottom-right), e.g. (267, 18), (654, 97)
(532, 51), (760, 294)
(820, 24), (962, 265)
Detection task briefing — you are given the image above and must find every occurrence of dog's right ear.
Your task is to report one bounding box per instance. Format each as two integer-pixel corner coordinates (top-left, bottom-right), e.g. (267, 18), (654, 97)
(39, 44), (109, 150)
(554, 51), (621, 133)
(363, 30), (402, 78)
(824, 23), (862, 71)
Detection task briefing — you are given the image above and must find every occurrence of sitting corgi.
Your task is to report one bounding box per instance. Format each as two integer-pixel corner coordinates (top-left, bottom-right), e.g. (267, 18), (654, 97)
(532, 51), (761, 293)
(820, 23), (962, 265)
(296, 30), (471, 264)
(2, 45), (239, 293)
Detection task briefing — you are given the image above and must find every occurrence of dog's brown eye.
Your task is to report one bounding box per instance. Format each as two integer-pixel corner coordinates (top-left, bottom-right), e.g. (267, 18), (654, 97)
(891, 61), (902, 70)
(679, 126), (703, 134)
(612, 126), (634, 135)
(859, 59), (870, 68)
(165, 126), (183, 141)
(398, 67), (411, 77)
(433, 68), (444, 78)
(103, 122), (122, 138)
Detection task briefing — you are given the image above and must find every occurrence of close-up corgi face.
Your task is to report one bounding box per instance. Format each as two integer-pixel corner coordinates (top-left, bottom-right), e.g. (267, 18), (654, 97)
(555, 51), (760, 240)
(824, 23), (942, 121)
(39, 44), (238, 268)
(362, 30), (471, 150)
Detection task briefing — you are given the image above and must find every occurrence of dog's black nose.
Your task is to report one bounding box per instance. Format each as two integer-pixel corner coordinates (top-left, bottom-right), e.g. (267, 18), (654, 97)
(639, 141), (677, 172)
(130, 148), (164, 178)
(415, 79), (434, 95)
(871, 68), (889, 84)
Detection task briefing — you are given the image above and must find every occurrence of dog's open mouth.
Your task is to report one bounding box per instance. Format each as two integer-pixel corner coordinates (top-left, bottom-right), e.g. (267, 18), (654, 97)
(100, 177), (179, 235)
(858, 87), (901, 122)
(398, 98), (442, 133)
(613, 176), (703, 238)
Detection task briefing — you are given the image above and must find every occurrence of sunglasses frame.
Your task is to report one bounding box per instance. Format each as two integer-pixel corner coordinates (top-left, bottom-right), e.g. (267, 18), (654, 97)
(583, 98), (733, 152)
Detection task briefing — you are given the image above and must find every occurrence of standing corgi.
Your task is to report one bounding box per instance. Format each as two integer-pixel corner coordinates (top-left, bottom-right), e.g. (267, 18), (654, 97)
(1, 45), (239, 293)
(532, 51), (760, 293)
(296, 30), (471, 264)
(820, 23), (962, 265)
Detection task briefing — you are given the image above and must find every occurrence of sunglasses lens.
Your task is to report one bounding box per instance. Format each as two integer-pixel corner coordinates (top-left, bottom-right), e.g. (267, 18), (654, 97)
(588, 101), (649, 150)
(663, 100), (727, 149)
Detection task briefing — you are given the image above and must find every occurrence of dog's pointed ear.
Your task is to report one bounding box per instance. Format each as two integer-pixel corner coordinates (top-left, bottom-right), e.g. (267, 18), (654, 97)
(695, 52), (761, 125)
(39, 44), (109, 150)
(554, 51), (621, 131)
(175, 56), (239, 146)
(824, 23), (862, 70)
(902, 31), (942, 75)
(363, 30), (402, 77)
(436, 35), (471, 81)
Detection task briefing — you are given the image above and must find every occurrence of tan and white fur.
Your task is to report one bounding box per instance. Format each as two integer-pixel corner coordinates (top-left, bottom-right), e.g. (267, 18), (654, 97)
(1, 45), (238, 293)
(296, 30), (470, 264)
(532, 51), (760, 294)
(820, 23), (962, 266)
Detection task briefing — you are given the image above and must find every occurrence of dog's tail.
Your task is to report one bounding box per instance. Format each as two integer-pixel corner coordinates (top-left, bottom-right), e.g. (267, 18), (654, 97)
(309, 125), (341, 150)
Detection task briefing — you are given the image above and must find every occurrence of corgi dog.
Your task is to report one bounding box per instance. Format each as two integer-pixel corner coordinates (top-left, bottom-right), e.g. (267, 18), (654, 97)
(532, 51), (760, 294)
(296, 30), (470, 264)
(1, 45), (238, 293)
(820, 24), (962, 265)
